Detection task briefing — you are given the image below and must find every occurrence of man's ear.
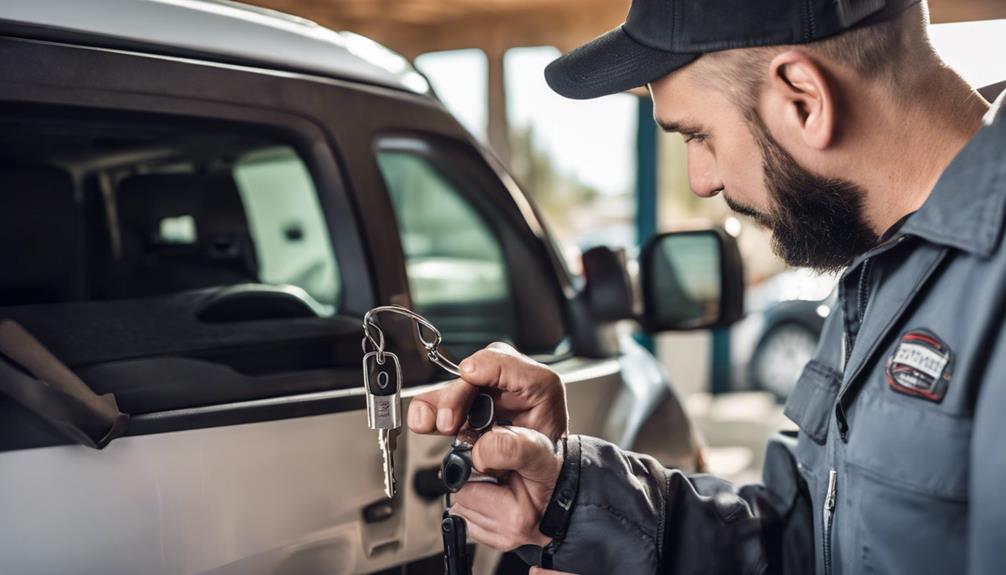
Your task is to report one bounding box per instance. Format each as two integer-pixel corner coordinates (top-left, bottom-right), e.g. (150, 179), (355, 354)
(764, 50), (835, 150)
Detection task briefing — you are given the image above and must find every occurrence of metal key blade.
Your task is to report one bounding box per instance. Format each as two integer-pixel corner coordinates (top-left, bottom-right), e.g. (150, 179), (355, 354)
(379, 428), (397, 498)
(387, 428), (399, 497)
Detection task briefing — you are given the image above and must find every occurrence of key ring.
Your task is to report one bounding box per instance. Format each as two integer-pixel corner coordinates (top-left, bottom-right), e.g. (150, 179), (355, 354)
(362, 305), (462, 376)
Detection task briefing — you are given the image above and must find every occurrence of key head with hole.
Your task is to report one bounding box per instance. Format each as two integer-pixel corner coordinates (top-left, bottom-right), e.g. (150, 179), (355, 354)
(364, 351), (401, 397)
(363, 351), (402, 430)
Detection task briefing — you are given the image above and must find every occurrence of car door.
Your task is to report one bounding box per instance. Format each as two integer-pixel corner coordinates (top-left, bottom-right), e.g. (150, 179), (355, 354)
(0, 35), (464, 575)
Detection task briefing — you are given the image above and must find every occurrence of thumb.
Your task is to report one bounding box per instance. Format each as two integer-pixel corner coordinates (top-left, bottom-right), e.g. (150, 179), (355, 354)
(471, 426), (559, 483)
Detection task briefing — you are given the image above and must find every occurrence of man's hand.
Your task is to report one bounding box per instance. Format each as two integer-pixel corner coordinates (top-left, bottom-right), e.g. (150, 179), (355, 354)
(407, 342), (568, 441)
(450, 426), (562, 551)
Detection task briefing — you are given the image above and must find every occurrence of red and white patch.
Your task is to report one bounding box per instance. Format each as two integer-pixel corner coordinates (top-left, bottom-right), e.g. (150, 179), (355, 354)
(885, 330), (953, 402)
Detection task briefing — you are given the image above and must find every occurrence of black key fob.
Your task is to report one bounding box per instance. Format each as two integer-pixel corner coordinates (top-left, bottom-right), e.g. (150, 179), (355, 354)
(442, 512), (471, 575)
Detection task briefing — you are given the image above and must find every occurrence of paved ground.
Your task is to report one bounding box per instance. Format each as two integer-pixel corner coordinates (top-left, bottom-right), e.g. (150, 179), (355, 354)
(686, 391), (796, 485)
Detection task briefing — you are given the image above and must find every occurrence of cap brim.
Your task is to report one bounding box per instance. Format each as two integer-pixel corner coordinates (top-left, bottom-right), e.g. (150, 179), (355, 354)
(545, 26), (697, 100)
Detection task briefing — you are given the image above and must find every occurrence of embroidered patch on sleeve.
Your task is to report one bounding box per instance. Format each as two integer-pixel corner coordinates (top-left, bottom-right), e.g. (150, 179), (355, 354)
(885, 329), (953, 402)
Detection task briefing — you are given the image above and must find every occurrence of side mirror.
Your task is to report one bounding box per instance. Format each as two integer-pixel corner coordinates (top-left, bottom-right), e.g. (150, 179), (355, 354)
(639, 229), (744, 332)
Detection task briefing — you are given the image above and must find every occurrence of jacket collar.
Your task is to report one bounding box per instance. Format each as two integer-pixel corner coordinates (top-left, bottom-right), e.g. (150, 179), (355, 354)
(900, 92), (1006, 257)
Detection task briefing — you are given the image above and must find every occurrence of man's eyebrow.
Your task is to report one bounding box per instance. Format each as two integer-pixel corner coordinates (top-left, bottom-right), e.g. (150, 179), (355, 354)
(655, 118), (701, 134)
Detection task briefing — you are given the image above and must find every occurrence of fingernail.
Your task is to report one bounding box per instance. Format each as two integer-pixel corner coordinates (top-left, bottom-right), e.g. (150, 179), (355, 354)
(460, 358), (476, 374)
(437, 408), (453, 431)
(409, 404), (432, 430)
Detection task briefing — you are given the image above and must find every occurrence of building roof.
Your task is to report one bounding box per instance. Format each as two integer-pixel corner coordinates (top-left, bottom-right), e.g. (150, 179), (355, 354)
(0, 0), (431, 94)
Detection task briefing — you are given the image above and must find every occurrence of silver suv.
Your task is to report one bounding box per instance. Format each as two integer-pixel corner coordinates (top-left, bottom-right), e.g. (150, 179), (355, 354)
(0, 1), (742, 573)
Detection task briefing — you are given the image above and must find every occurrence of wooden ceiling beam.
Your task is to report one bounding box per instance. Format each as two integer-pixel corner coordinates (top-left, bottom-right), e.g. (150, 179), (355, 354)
(243, 0), (1006, 59)
(929, 0), (1006, 23)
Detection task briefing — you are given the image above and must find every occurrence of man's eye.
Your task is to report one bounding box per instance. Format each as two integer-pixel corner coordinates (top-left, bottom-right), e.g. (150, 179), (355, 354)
(684, 133), (707, 144)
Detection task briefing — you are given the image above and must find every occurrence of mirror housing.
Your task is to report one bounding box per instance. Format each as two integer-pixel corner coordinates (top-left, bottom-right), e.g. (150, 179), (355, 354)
(639, 229), (744, 332)
(581, 245), (635, 323)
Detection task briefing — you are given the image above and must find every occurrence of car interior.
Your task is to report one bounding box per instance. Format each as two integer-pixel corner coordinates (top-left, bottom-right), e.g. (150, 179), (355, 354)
(0, 106), (372, 451)
(1, 106), (291, 305)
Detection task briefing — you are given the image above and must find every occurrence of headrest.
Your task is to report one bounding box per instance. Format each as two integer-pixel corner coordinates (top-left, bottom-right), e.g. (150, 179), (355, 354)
(116, 174), (204, 235)
(116, 172), (251, 241)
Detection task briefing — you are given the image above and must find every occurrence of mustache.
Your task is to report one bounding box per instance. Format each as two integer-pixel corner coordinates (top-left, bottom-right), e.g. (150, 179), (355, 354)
(723, 193), (771, 225)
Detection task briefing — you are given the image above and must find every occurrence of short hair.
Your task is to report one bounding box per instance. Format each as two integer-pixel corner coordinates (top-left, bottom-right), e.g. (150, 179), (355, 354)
(693, 2), (938, 112)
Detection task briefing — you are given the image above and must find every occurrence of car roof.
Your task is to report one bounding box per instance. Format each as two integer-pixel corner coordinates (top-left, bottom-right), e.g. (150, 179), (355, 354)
(0, 0), (432, 96)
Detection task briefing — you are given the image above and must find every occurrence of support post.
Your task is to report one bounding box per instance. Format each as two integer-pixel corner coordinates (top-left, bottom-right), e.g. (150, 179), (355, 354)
(635, 95), (657, 351)
(486, 49), (511, 168)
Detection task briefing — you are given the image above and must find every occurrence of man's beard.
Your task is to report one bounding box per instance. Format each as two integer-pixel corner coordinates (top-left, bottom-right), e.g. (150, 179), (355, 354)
(729, 116), (880, 273)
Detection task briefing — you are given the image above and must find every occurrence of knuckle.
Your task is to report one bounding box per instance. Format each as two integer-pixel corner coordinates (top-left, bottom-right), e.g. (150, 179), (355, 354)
(543, 369), (561, 391)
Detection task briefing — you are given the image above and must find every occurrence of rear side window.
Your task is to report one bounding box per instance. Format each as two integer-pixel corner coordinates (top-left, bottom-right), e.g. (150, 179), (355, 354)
(377, 151), (509, 306)
(376, 143), (519, 356)
(0, 110), (340, 311)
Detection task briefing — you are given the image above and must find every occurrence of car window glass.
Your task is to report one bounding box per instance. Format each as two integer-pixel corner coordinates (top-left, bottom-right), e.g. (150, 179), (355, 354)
(376, 148), (517, 352)
(233, 147), (340, 307)
(0, 111), (340, 313)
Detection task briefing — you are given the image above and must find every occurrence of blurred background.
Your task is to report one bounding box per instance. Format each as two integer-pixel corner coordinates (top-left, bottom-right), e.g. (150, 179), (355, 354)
(241, 0), (1005, 483)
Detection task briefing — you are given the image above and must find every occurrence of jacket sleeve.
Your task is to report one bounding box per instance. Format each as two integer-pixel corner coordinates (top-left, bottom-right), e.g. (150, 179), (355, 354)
(544, 433), (814, 575)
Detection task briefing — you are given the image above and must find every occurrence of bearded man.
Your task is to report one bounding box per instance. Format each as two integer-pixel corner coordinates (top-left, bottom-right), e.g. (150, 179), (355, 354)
(409, 1), (1004, 573)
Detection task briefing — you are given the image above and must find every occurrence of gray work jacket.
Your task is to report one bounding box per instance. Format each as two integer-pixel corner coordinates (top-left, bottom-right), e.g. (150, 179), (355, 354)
(540, 95), (1006, 575)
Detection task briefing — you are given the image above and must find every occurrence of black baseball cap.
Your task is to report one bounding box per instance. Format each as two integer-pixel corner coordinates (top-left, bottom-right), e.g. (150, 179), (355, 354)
(545, 0), (921, 100)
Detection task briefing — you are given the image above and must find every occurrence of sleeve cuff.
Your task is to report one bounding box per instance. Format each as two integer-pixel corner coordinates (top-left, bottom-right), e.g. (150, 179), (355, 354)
(535, 435), (669, 574)
(539, 434), (581, 541)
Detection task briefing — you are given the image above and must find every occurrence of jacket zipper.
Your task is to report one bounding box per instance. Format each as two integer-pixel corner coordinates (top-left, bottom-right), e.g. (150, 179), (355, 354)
(823, 469), (838, 575)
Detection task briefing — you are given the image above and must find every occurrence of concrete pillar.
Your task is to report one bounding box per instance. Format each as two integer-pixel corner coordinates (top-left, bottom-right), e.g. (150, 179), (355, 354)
(486, 48), (511, 168)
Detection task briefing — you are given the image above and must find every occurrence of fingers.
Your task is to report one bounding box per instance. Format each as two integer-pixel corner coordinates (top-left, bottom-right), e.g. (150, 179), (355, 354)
(459, 344), (569, 440)
(458, 344), (554, 397)
(471, 427), (560, 483)
(408, 342), (568, 439)
(407, 379), (478, 435)
(450, 502), (512, 550)
(451, 484), (551, 550)
(452, 479), (509, 514)
(530, 568), (577, 575)
(450, 431), (559, 552)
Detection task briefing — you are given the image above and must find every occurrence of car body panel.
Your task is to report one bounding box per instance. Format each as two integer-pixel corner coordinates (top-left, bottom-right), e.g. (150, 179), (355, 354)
(0, 0), (429, 95)
(0, 359), (629, 575)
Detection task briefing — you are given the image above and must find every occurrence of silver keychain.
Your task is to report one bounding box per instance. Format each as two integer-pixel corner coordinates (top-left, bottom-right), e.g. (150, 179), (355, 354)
(363, 305), (503, 575)
(362, 305), (463, 499)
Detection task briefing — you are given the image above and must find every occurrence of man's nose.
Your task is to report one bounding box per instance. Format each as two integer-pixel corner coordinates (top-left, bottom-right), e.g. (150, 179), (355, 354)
(687, 154), (723, 198)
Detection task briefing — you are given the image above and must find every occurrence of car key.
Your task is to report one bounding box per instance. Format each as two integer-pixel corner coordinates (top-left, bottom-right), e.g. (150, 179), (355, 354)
(441, 509), (471, 575)
(363, 349), (402, 499)
(441, 392), (499, 492)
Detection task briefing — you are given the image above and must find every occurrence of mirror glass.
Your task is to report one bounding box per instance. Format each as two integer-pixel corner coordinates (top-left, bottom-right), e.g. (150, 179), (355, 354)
(645, 233), (723, 330)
